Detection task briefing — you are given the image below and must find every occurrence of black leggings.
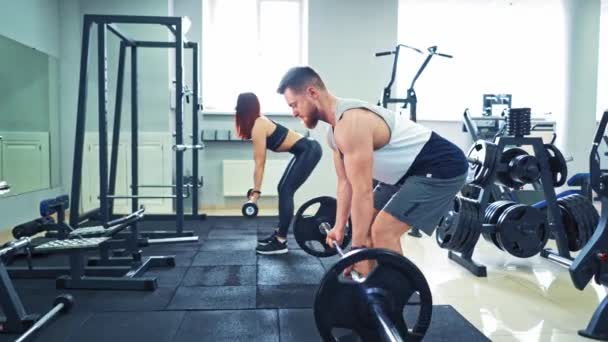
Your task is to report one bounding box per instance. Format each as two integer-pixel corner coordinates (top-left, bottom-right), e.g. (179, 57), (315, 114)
(277, 137), (322, 237)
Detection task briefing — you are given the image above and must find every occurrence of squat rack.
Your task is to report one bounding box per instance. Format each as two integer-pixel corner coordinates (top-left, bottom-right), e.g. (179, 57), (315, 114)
(70, 14), (205, 237)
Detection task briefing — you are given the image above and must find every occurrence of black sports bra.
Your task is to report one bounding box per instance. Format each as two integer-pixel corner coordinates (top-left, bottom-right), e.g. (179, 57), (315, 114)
(266, 120), (289, 152)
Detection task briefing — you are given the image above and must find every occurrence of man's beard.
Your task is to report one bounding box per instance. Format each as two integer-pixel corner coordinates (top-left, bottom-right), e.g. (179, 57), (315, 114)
(302, 107), (320, 129)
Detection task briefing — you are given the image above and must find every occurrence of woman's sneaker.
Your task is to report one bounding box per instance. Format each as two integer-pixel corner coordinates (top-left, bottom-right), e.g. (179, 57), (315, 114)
(258, 230), (279, 246)
(255, 236), (288, 255)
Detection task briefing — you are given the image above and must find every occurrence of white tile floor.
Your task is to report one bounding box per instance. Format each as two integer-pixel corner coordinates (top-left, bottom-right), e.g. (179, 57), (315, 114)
(401, 235), (606, 342)
(204, 208), (607, 342)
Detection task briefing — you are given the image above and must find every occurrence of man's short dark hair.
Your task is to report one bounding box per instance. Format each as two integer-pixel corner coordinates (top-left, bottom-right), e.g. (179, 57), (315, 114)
(276, 66), (326, 94)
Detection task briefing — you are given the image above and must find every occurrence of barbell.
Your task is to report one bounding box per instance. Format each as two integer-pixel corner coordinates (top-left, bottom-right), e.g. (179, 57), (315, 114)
(292, 196), (433, 342)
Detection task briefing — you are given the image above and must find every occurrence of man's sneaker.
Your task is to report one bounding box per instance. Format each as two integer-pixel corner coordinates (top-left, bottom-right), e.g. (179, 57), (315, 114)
(258, 230), (279, 246)
(256, 236), (288, 255)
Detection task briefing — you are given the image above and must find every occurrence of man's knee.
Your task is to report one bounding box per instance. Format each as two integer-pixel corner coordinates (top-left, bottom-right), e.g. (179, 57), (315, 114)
(371, 210), (411, 242)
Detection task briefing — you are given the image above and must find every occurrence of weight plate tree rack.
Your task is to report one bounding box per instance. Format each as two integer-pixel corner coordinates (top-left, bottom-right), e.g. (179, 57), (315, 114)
(69, 15), (205, 239)
(447, 135), (571, 277)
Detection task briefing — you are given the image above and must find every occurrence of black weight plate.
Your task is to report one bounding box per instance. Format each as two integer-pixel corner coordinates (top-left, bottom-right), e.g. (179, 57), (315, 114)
(467, 140), (499, 187)
(581, 196), (600, 244)
(242, 202), (258, 218)
(569, 196), (591, 248)
(452, 197), (473, 251)
(481, 201), (503, 246)
(458, 200), (482, 253)
(436, 197), (481, 253)
(568, 194), (599, 250)
(293, 196), (352, 257)
(495, 204), (549, 258)
(454, 199), (476, 251)
(314, 248), (432, 342)
(558, 195), (588, 251)
(509, 155), (540, 185)
(543, 144), (568, 187)
(435, 210), (461, 250)
(557, 202), (581, 251)
(483, 201), (516, 250)
(496, 148), (529, 189)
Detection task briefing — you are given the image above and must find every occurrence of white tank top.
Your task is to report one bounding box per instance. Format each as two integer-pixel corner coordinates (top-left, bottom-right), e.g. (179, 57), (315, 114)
(327, 98), (432, 185)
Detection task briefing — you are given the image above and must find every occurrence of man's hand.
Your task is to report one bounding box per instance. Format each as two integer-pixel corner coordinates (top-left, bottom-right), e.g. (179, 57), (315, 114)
(325, 226), (345, 248)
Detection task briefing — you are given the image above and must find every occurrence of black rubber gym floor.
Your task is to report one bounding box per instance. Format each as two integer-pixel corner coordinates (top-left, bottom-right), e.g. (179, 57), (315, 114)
(0, 216), (490, 341)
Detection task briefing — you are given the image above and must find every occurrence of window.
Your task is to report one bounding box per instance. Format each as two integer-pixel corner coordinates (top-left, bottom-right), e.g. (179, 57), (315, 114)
(202, 0), (307, 114)
(397, 0), (567, 121)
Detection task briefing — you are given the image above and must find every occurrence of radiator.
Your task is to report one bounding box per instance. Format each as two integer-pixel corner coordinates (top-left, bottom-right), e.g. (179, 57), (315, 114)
(222, 159), (289, 197)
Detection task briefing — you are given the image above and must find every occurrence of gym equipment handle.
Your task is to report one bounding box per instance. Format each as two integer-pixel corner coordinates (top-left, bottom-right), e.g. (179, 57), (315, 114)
(375, 51), (394, 57)
(545, 252), (573, 269)
(0, 237), (31, 258)
(173, 144), (204, 152)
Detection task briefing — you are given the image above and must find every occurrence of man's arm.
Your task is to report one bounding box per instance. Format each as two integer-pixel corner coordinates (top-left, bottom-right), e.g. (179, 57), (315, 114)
(251, 120), (267, 196)
(331, 148), (352, 233)
(334, 110), (375, 247)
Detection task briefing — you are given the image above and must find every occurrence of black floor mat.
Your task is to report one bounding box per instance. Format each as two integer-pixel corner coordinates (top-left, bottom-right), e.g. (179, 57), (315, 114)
(0, 217), (488, 341)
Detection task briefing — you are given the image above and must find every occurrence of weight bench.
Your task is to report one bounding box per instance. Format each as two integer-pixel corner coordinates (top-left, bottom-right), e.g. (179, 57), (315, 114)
(6, 234), (161, 291)
(27, 195), (197, 268)
(5, 197), (183, 291)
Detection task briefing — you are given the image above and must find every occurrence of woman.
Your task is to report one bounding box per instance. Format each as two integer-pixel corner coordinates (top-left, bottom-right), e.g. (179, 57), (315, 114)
(236, 92), (322, 255)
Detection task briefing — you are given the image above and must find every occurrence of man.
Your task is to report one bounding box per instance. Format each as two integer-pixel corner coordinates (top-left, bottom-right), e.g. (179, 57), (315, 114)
(276, 66), (468, 275)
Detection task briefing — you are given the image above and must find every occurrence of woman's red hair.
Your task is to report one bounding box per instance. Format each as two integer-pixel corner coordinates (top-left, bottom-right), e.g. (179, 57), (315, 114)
(235, 92), (261, 139)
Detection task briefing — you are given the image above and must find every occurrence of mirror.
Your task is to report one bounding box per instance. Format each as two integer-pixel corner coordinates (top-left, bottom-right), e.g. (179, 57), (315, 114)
(0, 34), (60, 196)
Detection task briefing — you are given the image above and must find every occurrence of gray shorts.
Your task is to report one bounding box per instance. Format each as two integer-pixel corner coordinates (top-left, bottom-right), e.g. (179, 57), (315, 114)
(373, 173), (467, 236)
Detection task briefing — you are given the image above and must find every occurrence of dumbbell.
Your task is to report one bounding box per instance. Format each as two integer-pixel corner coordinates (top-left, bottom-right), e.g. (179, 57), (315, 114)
(242, 188), (259, 218)
(15, 294), (74, 342)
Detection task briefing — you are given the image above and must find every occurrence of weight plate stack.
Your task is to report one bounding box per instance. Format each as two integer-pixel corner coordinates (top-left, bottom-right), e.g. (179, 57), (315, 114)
(436, 196), (481, 253)
(495, 148), (529, 189)
(467, 140), (499, 187)
(506, 108), (531, 136)
(494, 204), (549, 258)
(483, 201), (518, 250)
(556, 194), (599, 251)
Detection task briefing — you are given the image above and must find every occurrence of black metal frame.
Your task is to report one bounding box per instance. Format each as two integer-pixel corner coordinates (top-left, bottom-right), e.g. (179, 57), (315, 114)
(376, 45), (452, 122)
(0, 239), (38, 334)
(69, 15), (205, 238)
(448, 135), (571, 277)
(560, 110), (608, 340)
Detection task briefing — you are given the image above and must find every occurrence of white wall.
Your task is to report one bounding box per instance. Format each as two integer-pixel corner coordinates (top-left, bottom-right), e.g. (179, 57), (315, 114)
(0, 0), (61, 58)
(195, 0), (399, 209)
